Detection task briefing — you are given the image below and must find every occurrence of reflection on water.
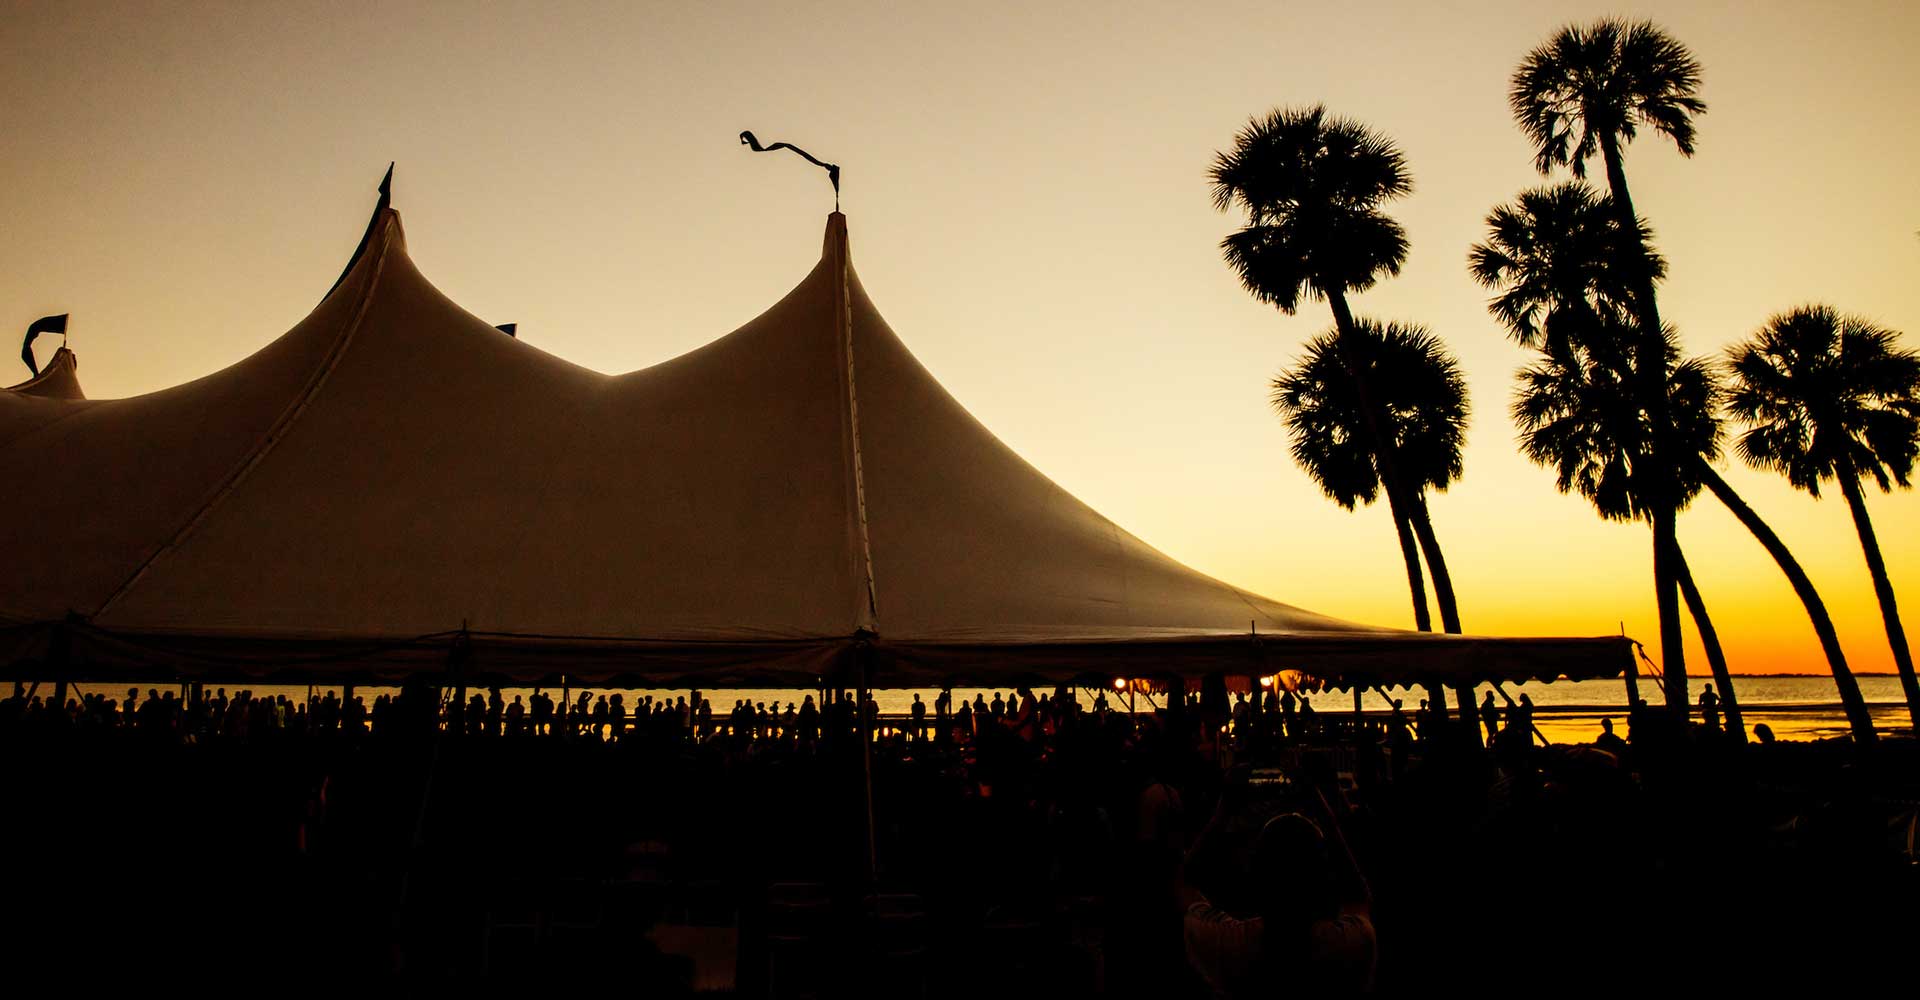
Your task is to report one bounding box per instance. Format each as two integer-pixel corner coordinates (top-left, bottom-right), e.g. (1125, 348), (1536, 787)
(67, 676), (1914, 743)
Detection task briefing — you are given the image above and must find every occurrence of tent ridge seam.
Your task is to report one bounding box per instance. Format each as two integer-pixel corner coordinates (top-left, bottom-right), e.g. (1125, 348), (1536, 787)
(836, 221), (880, 631)
(93, 216), (398, 619)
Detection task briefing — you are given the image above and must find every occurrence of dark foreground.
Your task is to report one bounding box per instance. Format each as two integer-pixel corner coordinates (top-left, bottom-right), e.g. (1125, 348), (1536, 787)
(4, 689), (1917, 996)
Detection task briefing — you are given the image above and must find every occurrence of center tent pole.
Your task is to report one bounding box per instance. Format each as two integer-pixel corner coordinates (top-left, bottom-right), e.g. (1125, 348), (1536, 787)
(856, 637), (878, 883)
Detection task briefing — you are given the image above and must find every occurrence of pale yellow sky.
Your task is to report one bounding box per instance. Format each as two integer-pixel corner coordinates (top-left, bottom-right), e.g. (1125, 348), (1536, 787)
(3, 1), (1917, 677)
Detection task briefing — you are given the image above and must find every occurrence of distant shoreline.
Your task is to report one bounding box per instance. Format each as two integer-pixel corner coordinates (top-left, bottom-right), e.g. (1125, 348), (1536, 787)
(1665, 672), (1899, 679)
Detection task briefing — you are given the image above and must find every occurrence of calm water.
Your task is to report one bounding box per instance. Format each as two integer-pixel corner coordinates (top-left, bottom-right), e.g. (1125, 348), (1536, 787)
(74, 675), (1915, 744)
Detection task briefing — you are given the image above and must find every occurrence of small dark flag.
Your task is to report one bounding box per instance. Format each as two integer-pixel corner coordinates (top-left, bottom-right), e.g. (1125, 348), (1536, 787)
(21, 313), (68, 376)
(739, 131), (841, 208)
(327, 162), (397, 300)
(495, 323), (517, 338)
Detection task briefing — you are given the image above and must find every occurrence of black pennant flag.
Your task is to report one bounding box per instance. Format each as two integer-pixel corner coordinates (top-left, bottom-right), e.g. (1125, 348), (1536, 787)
(326, 162), (396, 300)
(20, 313), (68, 376)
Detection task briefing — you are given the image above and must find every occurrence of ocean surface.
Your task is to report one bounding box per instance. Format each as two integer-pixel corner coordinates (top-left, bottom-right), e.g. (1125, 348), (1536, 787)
(66, 675), (1915, 744)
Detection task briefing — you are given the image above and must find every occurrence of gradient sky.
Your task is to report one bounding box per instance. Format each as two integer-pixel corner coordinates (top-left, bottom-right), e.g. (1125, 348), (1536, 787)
(3, 1), (1916, 681)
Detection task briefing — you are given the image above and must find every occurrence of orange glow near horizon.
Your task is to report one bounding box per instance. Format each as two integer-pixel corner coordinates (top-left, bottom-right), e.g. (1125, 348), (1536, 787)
(2, 2), (1916, 682)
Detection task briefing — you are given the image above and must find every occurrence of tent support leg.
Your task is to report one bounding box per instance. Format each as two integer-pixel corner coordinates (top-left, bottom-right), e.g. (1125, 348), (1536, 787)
(857, 646), (878, 885)
(49, 623), (71, 714)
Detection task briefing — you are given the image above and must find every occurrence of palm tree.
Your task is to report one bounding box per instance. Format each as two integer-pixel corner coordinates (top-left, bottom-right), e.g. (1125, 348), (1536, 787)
(1511, 18), (1706, 711)
(1725, 306), (1920, 731)
(1472, 188), (1876, 743)
(1467, 181), (1650, 354)
(1271, 319), (1469, 638)
(1511, 324), (1745, 738)
(1213, 107), (1479, 733)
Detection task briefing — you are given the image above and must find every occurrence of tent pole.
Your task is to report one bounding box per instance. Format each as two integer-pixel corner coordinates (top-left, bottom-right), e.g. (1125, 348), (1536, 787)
(1620, 623), (1641, 706)
(857, 641), (878, 884)
(49, 622), (71, 714)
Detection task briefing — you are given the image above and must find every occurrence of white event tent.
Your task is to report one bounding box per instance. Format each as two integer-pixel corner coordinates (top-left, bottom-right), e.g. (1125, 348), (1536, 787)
(0, 196), (1629, 689)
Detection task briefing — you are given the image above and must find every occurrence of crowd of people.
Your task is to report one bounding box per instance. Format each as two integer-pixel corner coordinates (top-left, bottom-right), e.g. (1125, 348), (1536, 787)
(0, 677), (1561, 755)
(3, 672), (1914, 995)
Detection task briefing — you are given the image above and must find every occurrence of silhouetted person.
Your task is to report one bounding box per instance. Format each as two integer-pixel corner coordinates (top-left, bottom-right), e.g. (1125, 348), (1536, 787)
(1179, 789), (1375, 996)
(1481, 691), (1500, 745)
(797, 695), (819, 744)
(1594, 717), (1628, 756)
(1387, 700), (1410, 781)
(532, 689), (553, 736)
(1513, 694), (1535, 748)
(1012, 687), (1038, 741)
(1753, 722), (1776, 744)
(910, 693), (926, 742)
(1699, 683), (1721, 733)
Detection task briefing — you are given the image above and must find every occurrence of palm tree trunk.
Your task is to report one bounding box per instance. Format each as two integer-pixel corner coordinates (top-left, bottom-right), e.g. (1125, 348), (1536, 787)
(1405, 491), (1480, 742)
(1407, 492), (1462, 634)
(1599, 134), (1688, 714)
(1695, 462), (1875, 743)
(1669, 542), (1744, 742)
(1649, 516), (1688, 711)
(1382, 483), (1433, 633)
(1834, 458), (1920, 732)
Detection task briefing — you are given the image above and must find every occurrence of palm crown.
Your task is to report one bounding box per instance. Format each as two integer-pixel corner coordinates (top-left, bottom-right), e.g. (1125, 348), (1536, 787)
(1511, 18), (1706, 176)
(1513, 321), (1722, 522)
(1210, 105), (1412, 312)
(1723, 306), (1920, 497)
(1468, 181), (1662, 351)
(1271, 319), (1469, 510)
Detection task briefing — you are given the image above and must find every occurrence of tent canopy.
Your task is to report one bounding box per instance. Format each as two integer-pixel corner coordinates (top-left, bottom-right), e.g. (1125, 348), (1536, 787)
(0, 204), (1630, 688)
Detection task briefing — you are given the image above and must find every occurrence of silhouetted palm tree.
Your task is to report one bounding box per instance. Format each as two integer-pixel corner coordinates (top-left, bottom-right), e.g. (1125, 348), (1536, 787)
(1214, 107), (1478, 733)
(1473, 188), (1875, 742)
(1725, 306), (1920, 731)
(1467, 181), (1650, 353)
(1511, 18), (1706, 710)
(1512, 324), (1745, 737)
(1271, 320), (1469, 641)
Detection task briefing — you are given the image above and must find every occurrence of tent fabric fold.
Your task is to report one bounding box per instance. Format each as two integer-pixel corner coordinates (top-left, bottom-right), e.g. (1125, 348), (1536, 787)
(0, 209), (1631, 687)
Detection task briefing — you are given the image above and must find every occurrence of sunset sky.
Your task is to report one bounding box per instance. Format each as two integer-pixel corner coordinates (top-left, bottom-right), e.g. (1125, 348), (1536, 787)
(3, 1), (1916, 679)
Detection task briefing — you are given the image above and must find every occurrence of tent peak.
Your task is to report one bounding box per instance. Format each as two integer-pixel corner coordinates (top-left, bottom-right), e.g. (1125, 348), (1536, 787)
(6, 344), (84, 399)
(823, 212), (848, 258)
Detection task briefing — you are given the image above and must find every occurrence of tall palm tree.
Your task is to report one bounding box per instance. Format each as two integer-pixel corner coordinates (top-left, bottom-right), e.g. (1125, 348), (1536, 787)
(1511, 18), (1706, 711)
(1473, 188), (1876, 743)
(1511, 325), (1745, 738)
(1272, 319), (1468, 727)
(1271, 319), (1469, 632)
(1725, 306), (1920, 731)
(1213, 107), (1478, 732)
